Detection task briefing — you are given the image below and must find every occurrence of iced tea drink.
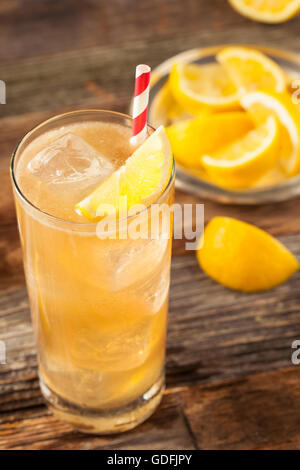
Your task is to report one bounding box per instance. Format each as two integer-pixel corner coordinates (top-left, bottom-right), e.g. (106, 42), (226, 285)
(11, 110), (174, 433)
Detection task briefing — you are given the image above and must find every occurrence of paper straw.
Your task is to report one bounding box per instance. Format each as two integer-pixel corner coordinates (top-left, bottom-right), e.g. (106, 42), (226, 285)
(131, 64), (151, 145)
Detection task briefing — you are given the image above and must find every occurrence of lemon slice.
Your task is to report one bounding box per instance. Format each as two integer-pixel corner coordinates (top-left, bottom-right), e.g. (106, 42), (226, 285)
(169, 62), (241, 113)
(76, 126), (173, 220)
(197, 217), (298, 292)
(217, 46), (286, 93)
(228, 0), (300, 24)
(241, 90), (300, 175)
(201, 117), (280, 189)
(167, 111), (254, 168)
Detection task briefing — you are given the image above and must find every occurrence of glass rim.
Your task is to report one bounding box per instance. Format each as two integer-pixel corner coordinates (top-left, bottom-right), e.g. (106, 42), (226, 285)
(10, 109), (176, 228)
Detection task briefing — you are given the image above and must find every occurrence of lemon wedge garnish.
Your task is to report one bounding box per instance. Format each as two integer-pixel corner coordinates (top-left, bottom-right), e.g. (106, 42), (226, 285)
(241, 90), (300, 175)
(201, 116), (280, 189)
(197, 217), (298, 292)
(217, 46), (286, 93)
(76, 126), (173, 220)
(169, 62), (241, 113)
(228, 0), (300, 24)
(166, 111), (254, 168)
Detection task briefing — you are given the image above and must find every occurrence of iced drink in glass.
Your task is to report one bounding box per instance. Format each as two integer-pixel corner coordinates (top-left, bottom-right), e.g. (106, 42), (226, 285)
(11, 110), (175, 434)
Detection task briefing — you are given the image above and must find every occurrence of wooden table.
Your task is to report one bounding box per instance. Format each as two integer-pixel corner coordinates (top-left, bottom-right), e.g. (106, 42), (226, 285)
(1, 0), (300, 450)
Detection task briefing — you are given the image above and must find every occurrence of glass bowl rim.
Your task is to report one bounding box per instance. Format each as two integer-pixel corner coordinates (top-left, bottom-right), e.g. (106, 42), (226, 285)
(148, 44), (300, 205)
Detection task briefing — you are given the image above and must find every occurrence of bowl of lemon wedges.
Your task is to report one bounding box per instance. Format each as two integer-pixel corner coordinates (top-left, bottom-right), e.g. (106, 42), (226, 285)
(149, 45), (300, 204)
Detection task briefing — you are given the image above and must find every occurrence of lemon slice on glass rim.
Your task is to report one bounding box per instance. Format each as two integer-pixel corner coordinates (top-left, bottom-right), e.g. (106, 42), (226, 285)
(76, 126), (173, 220)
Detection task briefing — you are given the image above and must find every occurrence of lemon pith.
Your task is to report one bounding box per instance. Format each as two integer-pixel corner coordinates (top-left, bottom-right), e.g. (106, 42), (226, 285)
(197, 217), (299, 292)
(76, 126), (173, 220)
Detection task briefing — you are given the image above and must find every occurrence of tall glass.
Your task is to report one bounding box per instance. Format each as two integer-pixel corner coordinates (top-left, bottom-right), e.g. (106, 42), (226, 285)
(11, 110), (175, 434)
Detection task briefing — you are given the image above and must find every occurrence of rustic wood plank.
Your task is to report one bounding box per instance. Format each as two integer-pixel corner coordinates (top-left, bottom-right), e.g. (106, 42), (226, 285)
(1, 233), (300, 449)
(184, 367), (300, 450)
(1, 13), (300, 119)
(3, 363), (300, 449)
(0, 0), (255, 61)
(1, 235), (300, 396)
(167, 240), (300, 386)
(0, 387), (195, 450)
(1, 0), (300, 64)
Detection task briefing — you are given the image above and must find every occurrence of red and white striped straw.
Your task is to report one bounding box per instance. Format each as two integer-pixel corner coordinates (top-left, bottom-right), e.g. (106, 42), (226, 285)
(131, 64), (151, 145)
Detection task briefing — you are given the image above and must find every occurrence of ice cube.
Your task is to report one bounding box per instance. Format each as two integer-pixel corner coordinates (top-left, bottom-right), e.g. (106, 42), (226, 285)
(107, 236), (169, 291)
(69, 321), (150, 372)
(131, 261), (170, 315)
(28, 133), (114, 185)
(143, 263), (170, 314)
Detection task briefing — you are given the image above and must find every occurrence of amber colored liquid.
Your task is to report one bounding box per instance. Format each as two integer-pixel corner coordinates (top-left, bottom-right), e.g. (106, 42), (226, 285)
(14, 120), (173, 419)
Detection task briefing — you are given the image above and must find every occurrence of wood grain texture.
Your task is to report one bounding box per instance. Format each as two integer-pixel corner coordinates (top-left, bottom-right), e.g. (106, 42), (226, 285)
(1, 235), (300, 449)
(0, 388), (196, 450)
(0, 0), (257, 61)
(1, 1), (300, 119)
(184, 367), (300, 450)
(1, 0), (300, 450)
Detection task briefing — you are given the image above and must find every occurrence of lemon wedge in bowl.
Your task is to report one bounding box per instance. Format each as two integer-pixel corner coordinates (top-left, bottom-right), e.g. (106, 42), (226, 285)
(166, 111), (254, 168)
(241, 90), (300, 175)
(169, 62), (241, 113)
(197, 217), (299, 292)
(76, 126), (173, 220)
(217, 46), (287, 93)
(201, 116), (280, 189)
(228, 0), (300, 24)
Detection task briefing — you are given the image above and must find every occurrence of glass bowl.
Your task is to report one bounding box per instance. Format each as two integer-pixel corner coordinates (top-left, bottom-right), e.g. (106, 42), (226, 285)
(148, 45), (300, 204)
